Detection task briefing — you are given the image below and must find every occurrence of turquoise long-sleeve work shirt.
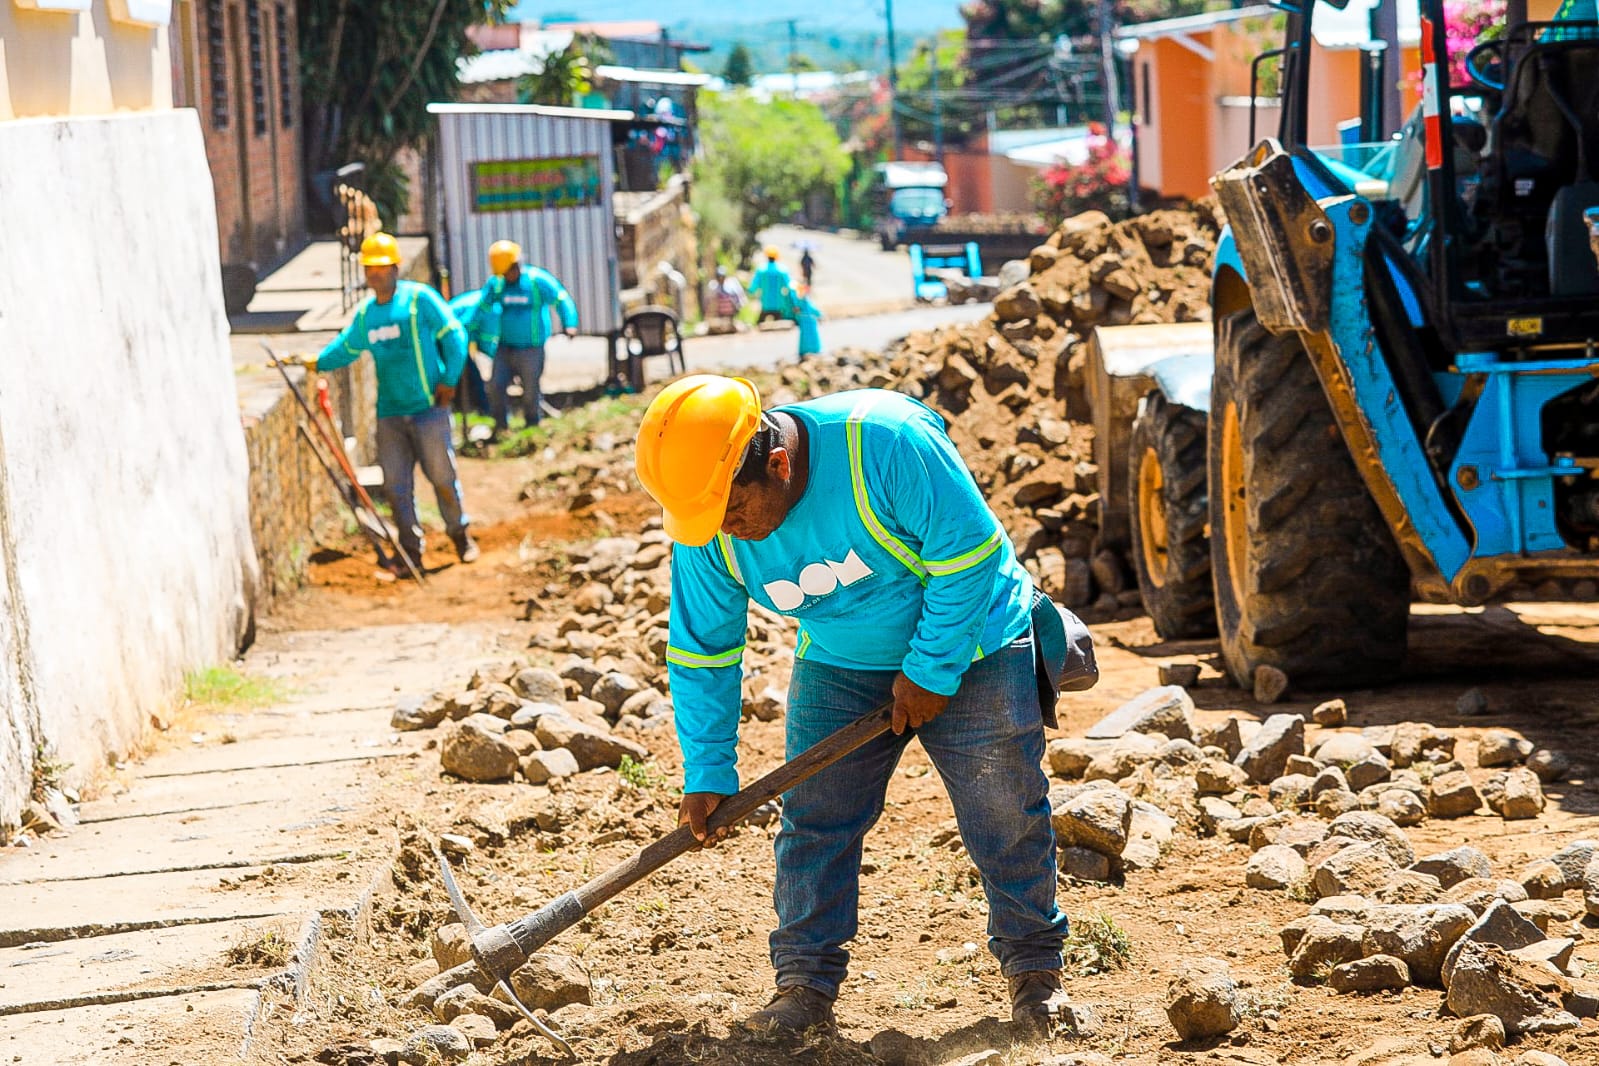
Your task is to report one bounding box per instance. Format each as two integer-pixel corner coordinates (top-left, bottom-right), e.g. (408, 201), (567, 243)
(747, 261), (795, 314)
(469, 267), (578, 354)
(317, 281), (468, 419)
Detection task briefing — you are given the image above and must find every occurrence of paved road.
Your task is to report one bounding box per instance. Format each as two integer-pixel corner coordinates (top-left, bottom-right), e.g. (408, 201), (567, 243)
(756, 224), (914, 317)
(539, 301), (992, 394)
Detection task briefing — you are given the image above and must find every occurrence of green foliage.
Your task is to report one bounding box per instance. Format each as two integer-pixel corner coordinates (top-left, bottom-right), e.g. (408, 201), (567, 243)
(29, 743), (71, 802)
(518, 34), (613, 107)
(466, 395), (646, 459)
(618, 755), (661, 790)
(693, 93), (846, 264)
(298, 0), (515, 224)
(895, 30), (978, 145)
(183, 666), (288, 709)
(1064, 912), (1133, 975)
(722, 41), (755, 86)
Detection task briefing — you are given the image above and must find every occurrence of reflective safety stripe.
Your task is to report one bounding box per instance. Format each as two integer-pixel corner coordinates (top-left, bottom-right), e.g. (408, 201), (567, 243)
(796, 629), (812, 659)
(665, 644), (745, 669)
(714, 533), (744, 586)
(846, 396), (928, 583)
(973, 643), (984, 661)
(434, 323), (459, 341)
(408, 290), (430, 399)
(924, 528), (1003, 577)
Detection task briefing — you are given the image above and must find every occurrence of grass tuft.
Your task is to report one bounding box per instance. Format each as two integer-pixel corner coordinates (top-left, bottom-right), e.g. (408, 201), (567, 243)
(183, 665), (288, 709)
(617, 754), (661, 791)
(1065, 912), (1133, 976)
(224, 927), (294, 969)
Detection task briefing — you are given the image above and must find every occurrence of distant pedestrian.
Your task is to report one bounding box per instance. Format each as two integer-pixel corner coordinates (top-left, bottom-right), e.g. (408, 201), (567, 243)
(799, 247), (816, 287)
(795, 287), (824, 356)
(311, 232), (477, 575)
(468, 240), (579, 433)
(706, 266), (746, 333)
(748, 246), (797, 324)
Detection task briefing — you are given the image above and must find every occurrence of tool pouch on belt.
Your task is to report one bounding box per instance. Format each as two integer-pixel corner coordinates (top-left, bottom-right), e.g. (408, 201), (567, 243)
(1029, 588), (1098, 728)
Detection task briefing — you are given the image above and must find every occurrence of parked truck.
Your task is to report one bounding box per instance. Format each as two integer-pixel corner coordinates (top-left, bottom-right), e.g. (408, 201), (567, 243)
(869, 161), (950, 250)
(1091, 0), (1599, 688)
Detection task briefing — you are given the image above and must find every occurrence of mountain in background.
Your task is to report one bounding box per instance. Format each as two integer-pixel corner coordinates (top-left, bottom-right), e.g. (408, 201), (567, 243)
(507, 1), (962, 74)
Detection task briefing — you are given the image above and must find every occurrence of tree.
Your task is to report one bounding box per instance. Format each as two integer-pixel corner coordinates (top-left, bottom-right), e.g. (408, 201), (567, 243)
(517, 34), (612, 107)
(694, 93), (846, 263)
(722, 42), (755, 87)
(299, 0), (514, 226)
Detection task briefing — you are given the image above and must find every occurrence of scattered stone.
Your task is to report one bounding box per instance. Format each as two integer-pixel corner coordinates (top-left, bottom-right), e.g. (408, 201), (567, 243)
(1326, 811), (1416, 866)
(1058, 846), (1113, 882)
(1122, 803), (1177, 871)
(501, 729), (538, 756)
(1165, 957), (1241, 1041)
(1083, 732), (1162, 781)
(438, 834), (475, 860)
(1515, 1054), (1570, 1066)
(1328, 954), (1409, 993)
(1314, 842), (1401, 899)
(1158, 662), (1201, 688)
(509, 701), (563, 730)
(1084, 685), (1194, 741)
(1520, 860), (1567, 900)
(1482, 768), (1545, 820)
(1196, 758), (1248, 795)
(1441, 900), (1547, 987)
(1376, 870), (1443, 904)
(1444, 878), (1530, 916)
(1050, 788), (1133, 858)
(1448, 1047), (1501, 1066)
(511, 667), (566, 704)
(1584, 856), (1599, 920)
(1510, 900), (1565, 932)
(507, 954), (590, 1012)
(1391, 722), (1457, 767)
(1411, 846), (1494, 889)
(451, 1014), (497, 1049)
(1445, 941), (1574, 1035)
(1269, 773), (1315, 810)
(1457, 688), (1492, 717)
(1046, 738), (1101, 779)
(1510, 938), (1575, 976)
(1361, 903), (1475, 986)
(1477, 731), (1533, 769)
(1316, 790), (1361, 818)
(533, 712), (648, 771)
(1449, 1014), (1507, 1053)
(1246, 845), (1308, 891)
(521, 748), (580, 784)
(1197, 796), (1243, 835)
(1314, 733), (1381, 767)
(1376, 789), (1427, 827)
(1547, 840), (1599, 886)
(1311, 765), (1350, 798)
(1345, 753), (1393, 792)
(1428, 771), (1483, 818)
(1284, 754), (1320, 777)
(1287, 918), (1366, 979)
(431, 925), (472, 972)
(440, 719), (520, 783)
(1235, 714), (1306, 784)
(1526, 748), (1571, 784)
(947, 1051), (1002, 1066)
(1195, 717), (1244, 758)
(1312, 699), (1348, 727)
(399, 1025), (470, 1064)
(393, 695), (447, 732)
(590, 672), (644, 717)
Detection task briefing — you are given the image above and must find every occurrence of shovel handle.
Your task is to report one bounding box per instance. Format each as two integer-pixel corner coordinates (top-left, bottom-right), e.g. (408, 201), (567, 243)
(498, 702), (894, 957)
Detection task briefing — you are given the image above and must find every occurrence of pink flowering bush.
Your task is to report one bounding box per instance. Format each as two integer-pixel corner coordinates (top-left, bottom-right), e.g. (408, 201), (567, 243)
(1439, 0), (1506, 85)
(1032, 124), (1132, 223)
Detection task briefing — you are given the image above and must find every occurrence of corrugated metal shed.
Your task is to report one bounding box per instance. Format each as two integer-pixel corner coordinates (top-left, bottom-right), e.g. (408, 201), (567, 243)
(429, 103), (629, 336)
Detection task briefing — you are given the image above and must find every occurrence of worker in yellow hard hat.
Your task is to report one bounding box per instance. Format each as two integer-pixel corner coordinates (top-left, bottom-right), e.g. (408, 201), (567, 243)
(634, 373), (1092, 1038)
(311, 232), (479, 575)
(460, 239), (578, 435)
(746, 246), (796, 325)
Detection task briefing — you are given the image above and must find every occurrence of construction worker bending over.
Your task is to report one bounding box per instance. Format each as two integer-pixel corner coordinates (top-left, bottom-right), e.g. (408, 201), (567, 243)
(312, 233), (477, 575)
(469, 240), (578, 433)
(635, 375), (1094, 1039)
(747, 246), (796, 324)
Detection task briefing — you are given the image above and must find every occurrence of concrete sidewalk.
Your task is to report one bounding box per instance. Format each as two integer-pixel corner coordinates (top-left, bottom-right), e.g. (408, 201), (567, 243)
(0, 622), (513, 1063)
(230, 237), (429, 335)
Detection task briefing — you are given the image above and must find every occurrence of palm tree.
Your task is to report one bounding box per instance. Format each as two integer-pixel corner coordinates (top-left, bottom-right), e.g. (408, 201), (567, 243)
(517, 35), (612, 107)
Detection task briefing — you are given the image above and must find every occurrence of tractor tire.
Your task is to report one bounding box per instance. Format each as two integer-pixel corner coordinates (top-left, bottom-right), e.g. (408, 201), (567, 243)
(1128, 392), (1216, 639)
(1208, 308), (1410, 689)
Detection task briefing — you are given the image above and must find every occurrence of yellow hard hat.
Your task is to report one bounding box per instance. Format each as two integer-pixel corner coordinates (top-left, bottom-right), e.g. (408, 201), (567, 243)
(359, 232), (401, 267)
(635, 375), (762, 546)
(764, 245), (781, 261)
(488, 240), (522, 276)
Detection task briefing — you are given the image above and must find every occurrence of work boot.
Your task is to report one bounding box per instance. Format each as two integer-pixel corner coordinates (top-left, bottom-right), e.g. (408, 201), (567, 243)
(1009, 969), (1075, 1036)
(453, 532), (480, 564)
(739, 985), (836, 1036)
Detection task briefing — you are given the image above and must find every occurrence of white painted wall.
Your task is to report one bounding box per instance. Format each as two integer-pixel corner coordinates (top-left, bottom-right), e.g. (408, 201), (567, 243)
(0, 109), (257, 830)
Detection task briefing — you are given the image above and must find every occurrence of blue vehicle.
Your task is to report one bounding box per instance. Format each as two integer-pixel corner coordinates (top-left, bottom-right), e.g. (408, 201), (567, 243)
(1102, 0), (1599, 688)
(870, 162), (950, 250)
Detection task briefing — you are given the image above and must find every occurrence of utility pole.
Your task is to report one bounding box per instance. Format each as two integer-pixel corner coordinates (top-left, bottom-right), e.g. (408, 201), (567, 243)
(1097, 0), (1119, 137)
(787, 19), (800, 96)
(885, 0), (902, 158)
(931, 39), (944, 163)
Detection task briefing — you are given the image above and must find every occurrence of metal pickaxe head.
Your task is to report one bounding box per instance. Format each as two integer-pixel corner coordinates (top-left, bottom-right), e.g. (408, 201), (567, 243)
(433, 845), (580, 1058)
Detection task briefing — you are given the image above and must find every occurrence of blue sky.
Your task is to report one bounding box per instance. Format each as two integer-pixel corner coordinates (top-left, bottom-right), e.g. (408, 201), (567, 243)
(506, 1), (963, 34)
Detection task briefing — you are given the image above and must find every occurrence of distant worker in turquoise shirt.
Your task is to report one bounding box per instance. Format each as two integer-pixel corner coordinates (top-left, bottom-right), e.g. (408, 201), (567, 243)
(795, 286), (824, 356)
(469, 240), (578, 434)
(747, 245), (796, 323)
(634, 375), (1096, 1040)
(310, 232), (477, 576)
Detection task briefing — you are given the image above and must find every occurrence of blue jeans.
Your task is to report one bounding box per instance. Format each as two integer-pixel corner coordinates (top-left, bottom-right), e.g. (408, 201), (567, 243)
(771, 639), (1068, 997)
(490, 344), (545, 429)
(376, 406), (469, 566)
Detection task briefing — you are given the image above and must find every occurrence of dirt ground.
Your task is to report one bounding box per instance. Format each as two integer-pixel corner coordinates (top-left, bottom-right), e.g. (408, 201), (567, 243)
(229, 445), (1599, 1066)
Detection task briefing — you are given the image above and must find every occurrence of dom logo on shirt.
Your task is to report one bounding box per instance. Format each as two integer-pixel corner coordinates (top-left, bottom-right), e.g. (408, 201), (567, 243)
(367, 323), (402, 344)
(763, 549), (873, 611)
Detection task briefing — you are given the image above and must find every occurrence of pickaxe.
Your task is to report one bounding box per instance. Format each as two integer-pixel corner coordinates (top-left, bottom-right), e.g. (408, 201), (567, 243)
(431, 701), (895, 1056)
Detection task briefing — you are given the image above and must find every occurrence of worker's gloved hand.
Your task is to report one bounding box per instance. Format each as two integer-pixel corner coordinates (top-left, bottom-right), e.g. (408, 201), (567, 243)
(433, 384), (456, 407)
(679, 792), (730, 848)
(891, 672), (949, 735)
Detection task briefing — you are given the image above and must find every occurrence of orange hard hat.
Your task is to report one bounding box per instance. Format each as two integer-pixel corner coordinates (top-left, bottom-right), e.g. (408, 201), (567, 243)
(359, 232), (401, 267)
(764, 245), (781, 261)
(635, 375), (763, 546)
(488, 240), (522, 276)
